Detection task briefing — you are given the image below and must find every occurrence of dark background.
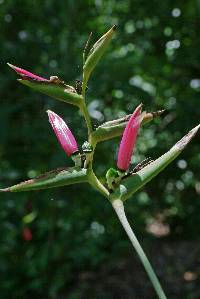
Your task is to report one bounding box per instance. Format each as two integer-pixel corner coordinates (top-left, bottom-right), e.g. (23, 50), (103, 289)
(0, 1), (200, 298)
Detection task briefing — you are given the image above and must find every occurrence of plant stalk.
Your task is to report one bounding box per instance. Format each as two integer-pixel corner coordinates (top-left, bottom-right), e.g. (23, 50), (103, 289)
(80, 101), (93, 135)
(112, 199), (167, 299)
(87, 168), (110, 198)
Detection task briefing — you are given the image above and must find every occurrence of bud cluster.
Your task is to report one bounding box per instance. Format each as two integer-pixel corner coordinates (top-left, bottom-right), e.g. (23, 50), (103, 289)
(2, 26), (199, 299)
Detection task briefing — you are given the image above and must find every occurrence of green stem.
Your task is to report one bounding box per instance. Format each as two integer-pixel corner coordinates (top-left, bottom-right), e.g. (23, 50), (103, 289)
(80, 101), (93, 135)
(87, 168), (110, 198)
(81, 72), (89, 99)
(84, 135), (97, 167)
(112, 199), (167, 299)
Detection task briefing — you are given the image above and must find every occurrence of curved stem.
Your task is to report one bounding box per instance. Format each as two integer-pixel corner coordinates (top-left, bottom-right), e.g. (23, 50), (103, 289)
(112, 199), (167, 299)
(87, 168), (110, 198)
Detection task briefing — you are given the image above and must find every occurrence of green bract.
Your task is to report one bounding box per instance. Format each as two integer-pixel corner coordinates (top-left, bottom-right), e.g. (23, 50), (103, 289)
(19, 79), (83, 107)
(82, 25), (116, 94)
(91, 110), (165, 143)
(1, 167), (87, 192)
(110, 125), (200, 202)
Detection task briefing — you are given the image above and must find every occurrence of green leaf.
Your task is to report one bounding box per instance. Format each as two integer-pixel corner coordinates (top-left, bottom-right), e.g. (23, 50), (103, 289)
(91, 110), (165, 143)
(0, 167), (88, 192)
(19, 79), (83, 107)
(82, 25), (116, 92)
(110, 124), (200, 202)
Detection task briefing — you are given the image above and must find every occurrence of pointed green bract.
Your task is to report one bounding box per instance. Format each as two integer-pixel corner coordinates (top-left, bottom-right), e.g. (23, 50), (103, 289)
(82, 25), (116, 92)
(91, 110), (165, 143)
(110, 124), (200, 202)
(1, 167), (88, 192)
(19, 79), (83, 106)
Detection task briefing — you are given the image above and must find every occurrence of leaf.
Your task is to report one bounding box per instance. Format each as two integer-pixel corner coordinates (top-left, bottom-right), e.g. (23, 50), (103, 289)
(18, 79), (83, 107)
(0, 167), (88, 192)
(82, 25), (116, 90)
(109, 124), (200, 202)
(91, 110), (165, 143)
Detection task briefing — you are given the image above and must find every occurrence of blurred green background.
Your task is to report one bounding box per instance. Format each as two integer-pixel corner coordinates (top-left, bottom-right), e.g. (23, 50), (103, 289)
(0, 1), (200, 298)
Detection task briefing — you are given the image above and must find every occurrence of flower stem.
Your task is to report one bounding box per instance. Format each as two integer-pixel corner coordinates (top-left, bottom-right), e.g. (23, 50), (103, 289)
(112, 199), (167, 299)
(87, 168), (110, 198)
(80, 101), (93, 135)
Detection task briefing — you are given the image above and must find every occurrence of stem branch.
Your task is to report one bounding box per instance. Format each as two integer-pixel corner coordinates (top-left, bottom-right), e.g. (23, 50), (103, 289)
(87, 168), (110, 198)
(112, 199), (167, 299)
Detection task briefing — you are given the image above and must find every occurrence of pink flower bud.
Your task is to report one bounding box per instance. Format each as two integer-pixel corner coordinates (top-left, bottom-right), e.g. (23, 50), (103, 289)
(47, 110), (78, 157)
(7, 63), (48, 81)
(117, 104), (143, 171)
(23, 227), (32, 241)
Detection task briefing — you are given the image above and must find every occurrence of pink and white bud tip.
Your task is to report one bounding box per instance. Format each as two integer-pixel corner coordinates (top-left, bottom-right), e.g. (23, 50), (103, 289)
(47, 110), (78, 157)
(117, 104), (143, 171)
(7, 63), (48, 81)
